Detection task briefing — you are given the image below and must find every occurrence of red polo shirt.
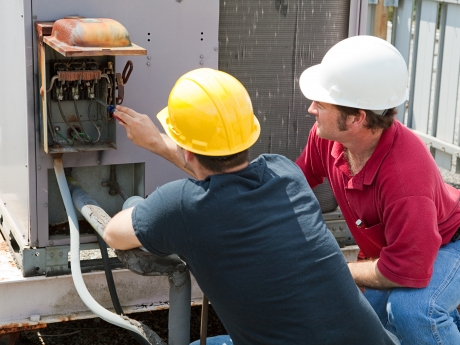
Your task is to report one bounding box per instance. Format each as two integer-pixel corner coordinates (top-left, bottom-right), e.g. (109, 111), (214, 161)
(296, 120), (460, 287)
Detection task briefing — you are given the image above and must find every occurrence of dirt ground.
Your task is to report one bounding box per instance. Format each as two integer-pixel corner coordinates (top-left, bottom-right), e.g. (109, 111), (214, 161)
(15, 305), (226, 345)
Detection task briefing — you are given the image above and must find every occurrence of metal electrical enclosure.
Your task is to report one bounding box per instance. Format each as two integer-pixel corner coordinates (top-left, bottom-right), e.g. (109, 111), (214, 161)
(37, 17), (147, 154)
(0, 0), (219, 276)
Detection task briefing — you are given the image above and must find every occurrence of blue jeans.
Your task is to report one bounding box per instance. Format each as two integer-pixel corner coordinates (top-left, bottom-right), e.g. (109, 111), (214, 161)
(190, 335), (232, 345)
(364, 240), (460, 345)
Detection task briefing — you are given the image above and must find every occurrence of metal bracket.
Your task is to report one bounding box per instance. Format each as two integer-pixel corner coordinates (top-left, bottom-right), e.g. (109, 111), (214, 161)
(323, 208), (356, 247)
(22, 248), (46, 276)
(45, 245), (70, 276)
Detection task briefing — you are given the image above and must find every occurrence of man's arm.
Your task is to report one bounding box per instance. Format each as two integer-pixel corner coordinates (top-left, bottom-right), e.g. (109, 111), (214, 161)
(114, 105), (196, 178)
(348, 259), (404, 289)
(103, 207), (142, 250)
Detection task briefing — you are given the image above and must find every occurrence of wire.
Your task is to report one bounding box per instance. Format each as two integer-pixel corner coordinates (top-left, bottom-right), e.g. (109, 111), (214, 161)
(96, 233), (123, 315)
(46, 75), (59, 93)
(96, 219), (153, 345)
(87, 99), (101, 143)
(57, 100), (85, 143)
(45, 89), (58, 144)
(56, 131), (74, 146)
(73, 98), (92, 142)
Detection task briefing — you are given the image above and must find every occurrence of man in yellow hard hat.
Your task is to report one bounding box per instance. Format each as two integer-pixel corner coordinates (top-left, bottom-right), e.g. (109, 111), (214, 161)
(296, 35), (460, 344)
(104, 68), (398, 345)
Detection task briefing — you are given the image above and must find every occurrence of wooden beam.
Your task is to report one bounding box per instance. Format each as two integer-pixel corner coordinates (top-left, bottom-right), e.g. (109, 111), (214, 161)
(374, 1), (388, 40)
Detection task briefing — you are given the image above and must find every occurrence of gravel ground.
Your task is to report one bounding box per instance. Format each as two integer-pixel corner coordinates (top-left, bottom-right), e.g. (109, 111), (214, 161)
(440, 167), (460, 189)
(17, 305), (226, 345)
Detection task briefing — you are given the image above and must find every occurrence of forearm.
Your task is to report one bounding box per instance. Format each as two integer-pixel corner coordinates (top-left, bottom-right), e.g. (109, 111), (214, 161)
(348, 259), (403, 289)
(155, 134), (196, 177)
(104, 208), (142, 250)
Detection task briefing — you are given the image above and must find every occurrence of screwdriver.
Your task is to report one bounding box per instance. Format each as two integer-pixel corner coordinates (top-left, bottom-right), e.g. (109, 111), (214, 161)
(93, 98), (125, 123)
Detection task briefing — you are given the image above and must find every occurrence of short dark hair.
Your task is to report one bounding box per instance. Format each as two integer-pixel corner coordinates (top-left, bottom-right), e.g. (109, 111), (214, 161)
(194, 150), (250, 173)
(335, 104), (397, 132)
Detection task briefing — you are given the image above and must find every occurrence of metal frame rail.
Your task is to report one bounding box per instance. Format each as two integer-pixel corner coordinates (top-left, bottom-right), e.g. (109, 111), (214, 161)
(368, 0), (460, 172)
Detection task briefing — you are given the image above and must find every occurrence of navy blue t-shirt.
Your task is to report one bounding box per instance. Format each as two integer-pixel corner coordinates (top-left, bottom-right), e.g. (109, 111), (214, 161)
(133, 154), (396, 345)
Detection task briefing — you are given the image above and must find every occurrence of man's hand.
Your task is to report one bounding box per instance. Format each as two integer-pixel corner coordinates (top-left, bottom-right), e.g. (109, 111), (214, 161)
(115, 106), (165, 153)
(114, 105), (196, 177)
(348, 259), (404, 290)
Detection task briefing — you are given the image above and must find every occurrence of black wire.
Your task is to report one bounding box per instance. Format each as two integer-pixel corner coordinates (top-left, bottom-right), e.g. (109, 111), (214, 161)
(96, 233), (123, 314)
(96, 233), (152, 345)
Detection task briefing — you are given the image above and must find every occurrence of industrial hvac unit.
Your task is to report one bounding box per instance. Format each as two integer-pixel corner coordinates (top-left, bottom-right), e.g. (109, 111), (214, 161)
(0, 0), (219, 278)
(218, 0), (366, 246)
(0, 0), (365, 331)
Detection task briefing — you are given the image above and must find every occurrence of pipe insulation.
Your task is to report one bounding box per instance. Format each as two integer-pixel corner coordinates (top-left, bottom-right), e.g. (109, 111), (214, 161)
(168, 270), (192, 345)
(53, 157), (165, 345)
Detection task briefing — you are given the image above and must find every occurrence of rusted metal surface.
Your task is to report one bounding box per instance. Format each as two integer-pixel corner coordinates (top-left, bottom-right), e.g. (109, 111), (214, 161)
(48, 142), (116, 154)
(0, 323), (46, 335)
(57, 70), (102, 82)
(35, 22), (50, 152)
(51, 18), (132, 48)
(42, 18), (146, 57)
(0, 235), (22, 282)
(34, 22), (54, 45)
(121, 60), (133, 84)
(0, 332), (19, 345)
(115, 60), (133, 104)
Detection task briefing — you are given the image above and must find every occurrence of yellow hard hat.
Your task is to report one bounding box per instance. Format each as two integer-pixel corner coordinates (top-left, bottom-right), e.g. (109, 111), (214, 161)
(157, 68), (260, 156)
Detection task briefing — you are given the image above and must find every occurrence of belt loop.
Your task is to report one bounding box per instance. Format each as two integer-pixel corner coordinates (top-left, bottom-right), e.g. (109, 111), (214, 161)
(451, 227), (460, 243)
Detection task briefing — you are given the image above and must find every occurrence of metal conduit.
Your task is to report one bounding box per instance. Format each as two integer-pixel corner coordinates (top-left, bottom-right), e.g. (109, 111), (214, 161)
(53, 157), (165, 345)
(168, 270), (192, 344)
(59, 162), (191, 345)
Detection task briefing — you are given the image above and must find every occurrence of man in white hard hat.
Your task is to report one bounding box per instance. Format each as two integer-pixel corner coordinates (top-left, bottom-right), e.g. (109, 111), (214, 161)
(104, 68), (399, 345)
(296, 35), (460, 344)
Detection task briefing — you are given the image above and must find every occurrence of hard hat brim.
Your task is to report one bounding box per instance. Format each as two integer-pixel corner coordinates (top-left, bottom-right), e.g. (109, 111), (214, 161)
(299, 65), (337, 105)
(157, 106), (261, 156)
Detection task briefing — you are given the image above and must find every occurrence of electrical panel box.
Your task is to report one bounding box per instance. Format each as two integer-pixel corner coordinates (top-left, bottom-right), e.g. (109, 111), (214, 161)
(36, 17), (146, 154)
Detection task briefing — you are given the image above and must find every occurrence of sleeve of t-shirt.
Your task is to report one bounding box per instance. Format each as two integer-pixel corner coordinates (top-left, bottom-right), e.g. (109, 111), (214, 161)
(295, 123), (326, 189)
(377, 196), (442, 288)
(131, 180), (187, 257)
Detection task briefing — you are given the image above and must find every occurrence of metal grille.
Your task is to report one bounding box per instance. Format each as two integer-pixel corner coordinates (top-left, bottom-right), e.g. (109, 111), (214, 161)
(219, 0), (350, 212)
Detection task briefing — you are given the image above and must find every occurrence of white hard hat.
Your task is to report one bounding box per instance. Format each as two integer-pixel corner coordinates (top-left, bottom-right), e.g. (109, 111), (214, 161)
(299, 35), (408, 113)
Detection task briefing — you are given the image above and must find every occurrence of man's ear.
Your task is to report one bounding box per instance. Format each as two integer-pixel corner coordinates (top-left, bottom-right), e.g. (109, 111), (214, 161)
(184, 150), (195, 163)
(351, 109), (367, 125)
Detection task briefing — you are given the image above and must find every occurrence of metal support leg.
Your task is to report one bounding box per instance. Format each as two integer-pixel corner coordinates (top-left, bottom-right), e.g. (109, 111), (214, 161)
(200, 294), (209, 345)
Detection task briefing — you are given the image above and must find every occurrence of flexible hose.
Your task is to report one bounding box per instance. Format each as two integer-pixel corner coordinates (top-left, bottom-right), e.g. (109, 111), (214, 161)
(53, 157), (157, 344)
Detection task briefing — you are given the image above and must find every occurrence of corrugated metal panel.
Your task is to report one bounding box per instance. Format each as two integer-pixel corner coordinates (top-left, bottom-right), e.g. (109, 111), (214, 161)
(219, 0), (350, 211)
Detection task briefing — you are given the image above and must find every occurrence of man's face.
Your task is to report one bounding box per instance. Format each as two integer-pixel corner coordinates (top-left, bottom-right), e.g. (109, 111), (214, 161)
(308, 101), (348, 141)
